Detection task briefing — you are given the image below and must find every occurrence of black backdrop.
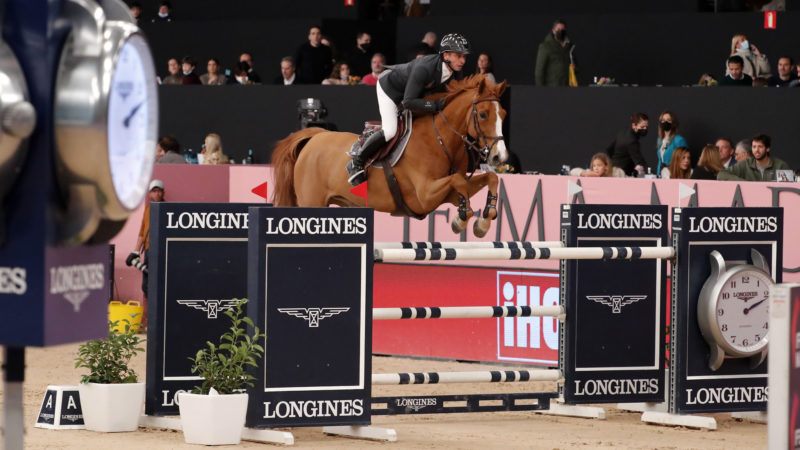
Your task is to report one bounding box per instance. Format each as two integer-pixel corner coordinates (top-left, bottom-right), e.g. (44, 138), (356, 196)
(160, 85), (800, 174)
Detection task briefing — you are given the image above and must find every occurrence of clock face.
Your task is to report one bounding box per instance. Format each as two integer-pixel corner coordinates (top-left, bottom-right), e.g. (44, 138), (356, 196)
(106, 34), (157, 211)
(715, 268), (772, 354)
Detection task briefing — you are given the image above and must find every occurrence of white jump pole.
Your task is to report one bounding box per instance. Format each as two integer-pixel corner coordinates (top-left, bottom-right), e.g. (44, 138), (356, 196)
(374, 241), (564, 250)
(374, 246), (676, 262)
(373, 305), (565, 321)
(372, 370), (563, 385)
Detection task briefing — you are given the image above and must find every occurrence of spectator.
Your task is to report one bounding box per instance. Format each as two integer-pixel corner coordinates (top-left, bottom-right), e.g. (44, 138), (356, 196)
(767, 57), (796, 87)
(570, 153), (625, 178)
(274, 57), (300, 85)
(200, 58), (228, 86)
(605, 112), (649, 177)
(322, 62), (357, 85)
(133, 179), (165, 311)
(129, 2), (142, 24)
(320, 35), (340, 62)
(718, 134), (791, 181)
(662, 147), (692, 179)
(200, 133), (229, 164)
(152, 1), (173, 22)
(535, 19), (574, 87)
(360, 53), (386, 86)
(718, 55), (753, 86)
(155, 136), (186, 164)
(790, 63), (800, 87)
(233, 62), (256, 85)
(727, 34), (771, 79)
(474, 53), (496, 83)
(734, 139), (752, 162)
(295, 25), (333, 84)
(346, 32), (373, 78)
(161, 58), (182, 85)
(181, 56), (201, 85)
(655, 111), (688, 176)
(716, 138), (736, 169)
(411, 31), (437, 58)
(752, 77), (768, 87)
(239, 53), (262, 84)
(691, 144), (723, 180)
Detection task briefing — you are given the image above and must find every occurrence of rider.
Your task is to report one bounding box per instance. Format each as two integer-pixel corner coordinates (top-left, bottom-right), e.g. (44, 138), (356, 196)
(346, 33), (472, 186)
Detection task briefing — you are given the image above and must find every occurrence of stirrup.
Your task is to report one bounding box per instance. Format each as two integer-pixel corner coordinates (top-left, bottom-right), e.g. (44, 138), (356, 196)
(346, 160), (366, 186)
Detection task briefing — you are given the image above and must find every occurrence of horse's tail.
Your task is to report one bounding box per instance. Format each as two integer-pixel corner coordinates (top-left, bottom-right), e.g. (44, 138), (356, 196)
(270, 127), (326, 206)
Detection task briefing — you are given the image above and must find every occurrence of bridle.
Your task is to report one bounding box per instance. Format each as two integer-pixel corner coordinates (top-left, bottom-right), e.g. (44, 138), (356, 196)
(432, 97), (504, 172)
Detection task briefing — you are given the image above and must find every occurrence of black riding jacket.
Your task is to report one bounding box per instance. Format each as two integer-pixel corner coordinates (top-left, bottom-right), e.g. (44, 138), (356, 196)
(379, 54), (465, 112)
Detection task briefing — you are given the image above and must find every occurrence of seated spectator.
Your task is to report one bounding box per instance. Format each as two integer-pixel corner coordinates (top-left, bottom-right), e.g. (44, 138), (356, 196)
(155, 136), (186, 164)
(727, 34), (771, 79)
(718, 134), (791, 181)
(661, 147), (692, 179)
(767, 57), (797, 87)
(232, 62), (256, 85)
(152, 1), (173, 22)
(360, 53), (386, 86)
(605, 112), (649, 177)
(161, 58), (182, 85)
(322, 62), (357, 85)
(295, 25), (333, 84)
(474, 53), (496, 83)
(200, 58), (228, 85)
(274, 56), (300, 85)
(691, 145), (723, 180)
(655, 110), (688, 176)
(200, 133), (229, 165)
(130, 2), (142, 24)
(239, 53), (262, 84)
(716, 138), (736, 169)
(181, 56), (201, 85)
(719, 55), (753, 86)
(346, 32), (373, 78)
(570, 153), (625, 178)
(791, 63), (800, 87)
(734, 139), (752, 162)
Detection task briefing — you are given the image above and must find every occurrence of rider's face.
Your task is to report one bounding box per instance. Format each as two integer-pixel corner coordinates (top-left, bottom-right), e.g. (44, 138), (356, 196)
(443, 52), (466, 72)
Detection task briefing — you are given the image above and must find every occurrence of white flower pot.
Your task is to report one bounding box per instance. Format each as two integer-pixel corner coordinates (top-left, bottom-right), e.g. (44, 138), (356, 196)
(78, 382), (145, 432)
(178, 392), (248, 445)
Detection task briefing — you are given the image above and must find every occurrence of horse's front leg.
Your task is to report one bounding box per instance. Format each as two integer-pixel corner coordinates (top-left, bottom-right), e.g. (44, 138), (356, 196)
(414, 173), (473, 234)
(463, 172), (499, 238)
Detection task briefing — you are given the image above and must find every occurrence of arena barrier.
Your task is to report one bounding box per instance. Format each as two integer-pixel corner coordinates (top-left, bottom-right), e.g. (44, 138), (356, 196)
(142, 203), (783, 443)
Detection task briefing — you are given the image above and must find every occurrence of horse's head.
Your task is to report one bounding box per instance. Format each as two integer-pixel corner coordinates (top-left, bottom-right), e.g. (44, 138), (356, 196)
(439, 75), (509, 169)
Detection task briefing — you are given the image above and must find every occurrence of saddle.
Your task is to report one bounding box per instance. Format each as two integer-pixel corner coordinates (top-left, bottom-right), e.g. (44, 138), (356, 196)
(348, 109), (413, 169)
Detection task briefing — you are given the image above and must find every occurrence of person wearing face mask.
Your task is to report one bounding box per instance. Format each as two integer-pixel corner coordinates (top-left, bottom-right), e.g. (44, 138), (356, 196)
(151, 1), (173, 22)
(180, 56), (201, 85)
(534, 19), (575, 87)
(605, 112), (650, 177)
(322, 62), (356, 85)
(726, 34), (771, 80)
(654, 110), (688, 177)
(346, 32), (374, 78)
(346, 33), (471, 186)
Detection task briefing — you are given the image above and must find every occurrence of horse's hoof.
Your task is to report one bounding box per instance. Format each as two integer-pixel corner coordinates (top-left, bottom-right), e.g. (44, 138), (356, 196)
(451, 217), (466, 234)
(473, 218), (490, 238)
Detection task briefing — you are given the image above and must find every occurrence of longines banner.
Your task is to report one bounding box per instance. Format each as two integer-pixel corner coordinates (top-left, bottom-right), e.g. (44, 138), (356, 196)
(246, 207), (372, 428)
(671, 207), (782, 414)
(145, 203), (260, 415)
(560, 204), (668, 404)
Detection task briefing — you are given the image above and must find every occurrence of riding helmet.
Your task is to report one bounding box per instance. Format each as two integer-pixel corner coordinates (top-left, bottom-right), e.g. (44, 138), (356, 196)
(439, 33), (471, 55)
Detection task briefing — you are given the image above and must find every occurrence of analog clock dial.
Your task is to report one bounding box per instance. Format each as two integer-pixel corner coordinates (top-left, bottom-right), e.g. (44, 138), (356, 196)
(715, 269), (772, 353)
(106, 34), (157, 210)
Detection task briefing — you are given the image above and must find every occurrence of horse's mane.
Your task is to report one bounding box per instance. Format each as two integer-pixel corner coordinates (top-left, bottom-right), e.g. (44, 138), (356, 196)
(426, 74), (500, 105)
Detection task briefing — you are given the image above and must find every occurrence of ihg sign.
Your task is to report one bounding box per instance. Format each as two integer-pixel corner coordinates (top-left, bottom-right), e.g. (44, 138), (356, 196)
(496, 271), (559, 366)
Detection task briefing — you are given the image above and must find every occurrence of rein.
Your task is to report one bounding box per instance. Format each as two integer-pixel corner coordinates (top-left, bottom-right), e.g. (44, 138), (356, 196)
(431, 97), (504, 175)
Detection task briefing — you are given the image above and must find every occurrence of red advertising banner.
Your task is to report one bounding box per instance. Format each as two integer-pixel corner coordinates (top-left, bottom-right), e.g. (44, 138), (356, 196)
(373, 264), (559, 366)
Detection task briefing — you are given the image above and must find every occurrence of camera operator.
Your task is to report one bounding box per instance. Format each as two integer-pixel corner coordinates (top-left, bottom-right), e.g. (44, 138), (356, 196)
(129, 179), (165, 326)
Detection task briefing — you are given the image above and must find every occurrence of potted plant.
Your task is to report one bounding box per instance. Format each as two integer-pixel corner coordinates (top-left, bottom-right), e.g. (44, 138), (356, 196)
(75, 317), (145, 432)
(178, 298), (264, 445)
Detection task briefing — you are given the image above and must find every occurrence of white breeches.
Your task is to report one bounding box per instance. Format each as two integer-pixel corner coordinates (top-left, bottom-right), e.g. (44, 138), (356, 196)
(376, 81), (398, 141)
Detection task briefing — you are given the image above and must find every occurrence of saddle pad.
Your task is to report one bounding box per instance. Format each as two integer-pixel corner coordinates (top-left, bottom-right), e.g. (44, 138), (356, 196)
(372, 109), (413, 169)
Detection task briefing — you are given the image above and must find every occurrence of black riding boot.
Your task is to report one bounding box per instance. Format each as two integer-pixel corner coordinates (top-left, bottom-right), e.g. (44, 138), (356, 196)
(347, 130), (385, 186)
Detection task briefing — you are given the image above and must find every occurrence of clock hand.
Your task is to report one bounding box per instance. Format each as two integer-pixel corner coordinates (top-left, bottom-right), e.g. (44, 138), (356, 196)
(743, 298), (767, 315)
(123, 101), (144, 128)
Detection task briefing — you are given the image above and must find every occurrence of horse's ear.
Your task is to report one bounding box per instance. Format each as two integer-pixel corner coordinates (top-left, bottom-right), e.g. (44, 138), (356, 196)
(476, 77), (487, 96)
(495, 80), (508, 97)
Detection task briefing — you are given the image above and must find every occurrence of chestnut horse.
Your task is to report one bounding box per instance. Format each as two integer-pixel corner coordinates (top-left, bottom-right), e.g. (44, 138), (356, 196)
(271, 75), (508, 237)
